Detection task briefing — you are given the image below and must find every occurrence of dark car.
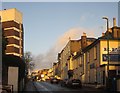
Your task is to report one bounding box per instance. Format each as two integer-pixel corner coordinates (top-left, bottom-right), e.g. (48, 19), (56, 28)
(50, 78), (59, 84)
(66, 79), (82, 88)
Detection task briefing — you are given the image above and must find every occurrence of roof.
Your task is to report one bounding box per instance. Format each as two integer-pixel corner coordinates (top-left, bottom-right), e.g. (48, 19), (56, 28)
(82, 32), (120, 52)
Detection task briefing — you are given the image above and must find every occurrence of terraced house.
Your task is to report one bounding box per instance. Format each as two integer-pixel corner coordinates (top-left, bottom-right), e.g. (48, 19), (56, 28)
(57, 17), (120, 91)
(82, 18), (120, 91)
(58, 33), (96, 80)
(68, 18), (120, 91)
(67, 33), (96, 81)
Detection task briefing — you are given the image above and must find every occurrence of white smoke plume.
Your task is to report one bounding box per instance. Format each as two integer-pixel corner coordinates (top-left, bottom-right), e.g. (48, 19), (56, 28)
(33, 27), (95, 71)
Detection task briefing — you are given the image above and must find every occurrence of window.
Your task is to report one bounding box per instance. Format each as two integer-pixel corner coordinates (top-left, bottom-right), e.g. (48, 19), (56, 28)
(81, 55), (84, 65)
(94, 46), (97, 60)
(87, 51), (90, 63)
(79, 57), (82, 67)
(117, 70), (120, 75)
(90, 63), (95, 69)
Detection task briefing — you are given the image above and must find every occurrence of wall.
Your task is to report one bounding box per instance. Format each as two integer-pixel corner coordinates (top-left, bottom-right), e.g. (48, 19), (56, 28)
(0, 8), (22, 23)
(8, 66), (18, 92)
(117, 79), (120, 92)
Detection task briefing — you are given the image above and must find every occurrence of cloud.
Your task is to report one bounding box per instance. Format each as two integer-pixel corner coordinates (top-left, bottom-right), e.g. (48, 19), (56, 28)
(54, 27), (95, 52)
(33, 27), (95, 71)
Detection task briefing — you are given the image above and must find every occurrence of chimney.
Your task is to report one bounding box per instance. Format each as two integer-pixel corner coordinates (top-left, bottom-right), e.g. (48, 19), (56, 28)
(112, 18), (118, 38)
(69, 37), (71, 41)
(83, 32), (86, 36)
(102, 33), (105, 37)
(81, 32), (87, 49)
(113, 17), (117, 27)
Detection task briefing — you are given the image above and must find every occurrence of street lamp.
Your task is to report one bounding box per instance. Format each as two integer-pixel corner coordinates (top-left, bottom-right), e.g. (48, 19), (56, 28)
(102, 17), (109, 32)
(102, 16), (110, 89)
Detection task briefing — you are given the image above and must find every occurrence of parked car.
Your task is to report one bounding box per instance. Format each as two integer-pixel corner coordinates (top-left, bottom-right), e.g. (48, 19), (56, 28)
(66, 79), (82, 88)
(50, 77), (59, 84)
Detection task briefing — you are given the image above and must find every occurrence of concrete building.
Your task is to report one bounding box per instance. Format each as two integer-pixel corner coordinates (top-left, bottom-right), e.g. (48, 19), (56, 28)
(1, 8), (25, 92)
(0, 8), (24, 58)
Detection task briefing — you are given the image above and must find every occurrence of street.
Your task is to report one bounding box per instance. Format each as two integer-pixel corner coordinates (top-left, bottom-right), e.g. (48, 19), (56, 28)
(1, 3), (120, 93)
(24, 81), (108, 93)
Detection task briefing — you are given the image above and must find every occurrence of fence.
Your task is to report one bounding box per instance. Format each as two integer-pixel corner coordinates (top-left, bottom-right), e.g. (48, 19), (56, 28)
(0, 84), (13, 93)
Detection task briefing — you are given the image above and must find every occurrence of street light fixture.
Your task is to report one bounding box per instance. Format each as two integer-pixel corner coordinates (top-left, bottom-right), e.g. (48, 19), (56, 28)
(102, 16), (110, 89)
(102, 16), (109, 32)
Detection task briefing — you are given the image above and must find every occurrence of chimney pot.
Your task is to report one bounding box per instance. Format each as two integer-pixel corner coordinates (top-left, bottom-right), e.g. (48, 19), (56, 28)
(83, 32), (86, 36)
(113, 17), (116, 27)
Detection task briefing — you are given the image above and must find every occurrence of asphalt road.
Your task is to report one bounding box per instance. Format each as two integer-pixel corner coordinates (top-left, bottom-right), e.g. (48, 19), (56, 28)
(32, 81), (107, 93)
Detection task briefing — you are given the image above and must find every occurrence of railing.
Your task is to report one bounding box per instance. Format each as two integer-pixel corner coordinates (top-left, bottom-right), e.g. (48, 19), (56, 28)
(0, 84), (13, 93)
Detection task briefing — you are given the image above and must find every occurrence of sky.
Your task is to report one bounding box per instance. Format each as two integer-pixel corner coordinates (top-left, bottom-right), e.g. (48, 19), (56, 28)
(1, 2), (119, 70)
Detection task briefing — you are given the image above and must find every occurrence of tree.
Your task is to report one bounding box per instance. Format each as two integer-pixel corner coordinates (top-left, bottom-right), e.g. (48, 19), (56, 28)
(24, 51), (35, 73)
(24, 51), (32, 63)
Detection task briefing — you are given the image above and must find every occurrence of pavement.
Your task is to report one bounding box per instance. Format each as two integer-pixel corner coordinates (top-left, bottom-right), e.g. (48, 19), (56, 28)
(82, 83), (105, 89)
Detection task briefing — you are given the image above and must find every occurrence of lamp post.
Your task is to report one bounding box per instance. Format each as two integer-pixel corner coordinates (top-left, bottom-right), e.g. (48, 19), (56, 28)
(102, 16), (110, 89)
